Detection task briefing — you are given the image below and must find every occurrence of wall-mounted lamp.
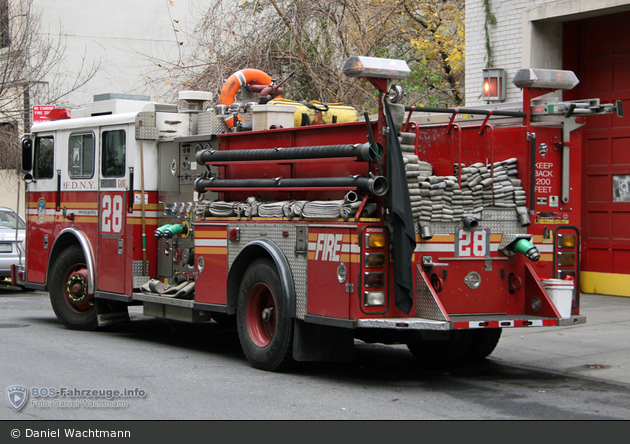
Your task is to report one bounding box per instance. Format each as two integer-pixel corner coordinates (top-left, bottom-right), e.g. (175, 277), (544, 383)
(482, 68), (506, 102)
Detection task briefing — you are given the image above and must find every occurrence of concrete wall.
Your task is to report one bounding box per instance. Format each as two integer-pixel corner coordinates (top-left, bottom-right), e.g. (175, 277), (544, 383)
(32, 0), (200, 108)
(465, 0), (630, 106)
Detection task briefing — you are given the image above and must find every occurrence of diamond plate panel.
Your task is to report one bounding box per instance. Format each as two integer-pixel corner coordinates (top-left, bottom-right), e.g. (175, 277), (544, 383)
(135, 112), (159, 140)
(482, 208), (519, 221)
(422, 221), (459, 235)
(415, 266), (448, 321)
(198, 112), (229, 135)
(416, 209), (525, 236)
(479, 209), (525, 236)
(498, 233), (532, 251)
(227, 223), (308, 319)
(132, 260), (150, 289)
(132, 260), (148, 275)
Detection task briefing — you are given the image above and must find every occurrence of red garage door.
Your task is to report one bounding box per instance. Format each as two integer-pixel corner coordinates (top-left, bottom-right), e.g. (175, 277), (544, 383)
(572, 14), (630, 284)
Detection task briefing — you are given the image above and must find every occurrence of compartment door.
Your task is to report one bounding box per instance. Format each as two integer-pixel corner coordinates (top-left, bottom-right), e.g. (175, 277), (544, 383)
(97, 127), (130, 294)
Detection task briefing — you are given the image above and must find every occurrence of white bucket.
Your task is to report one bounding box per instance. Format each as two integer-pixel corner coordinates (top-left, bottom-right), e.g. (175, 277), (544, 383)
(542, 279), (574, 318)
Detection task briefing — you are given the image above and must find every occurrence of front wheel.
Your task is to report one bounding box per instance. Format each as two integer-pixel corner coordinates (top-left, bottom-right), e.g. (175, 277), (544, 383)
(236, 259), (295, 371)
(49, 245), (97, 331)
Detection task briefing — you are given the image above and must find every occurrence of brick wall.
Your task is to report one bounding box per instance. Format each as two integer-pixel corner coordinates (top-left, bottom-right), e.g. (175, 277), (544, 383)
(465, 0), (560, 106)
(465, 0), (630, 106)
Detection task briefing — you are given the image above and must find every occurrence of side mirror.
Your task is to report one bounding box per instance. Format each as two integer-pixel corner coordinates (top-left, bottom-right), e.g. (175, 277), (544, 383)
(23, 172), (35, 185)
(22, 138), (33, 171)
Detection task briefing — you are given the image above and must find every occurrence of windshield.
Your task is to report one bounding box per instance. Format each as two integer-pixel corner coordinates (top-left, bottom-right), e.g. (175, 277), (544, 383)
(0, 210), (25, 230)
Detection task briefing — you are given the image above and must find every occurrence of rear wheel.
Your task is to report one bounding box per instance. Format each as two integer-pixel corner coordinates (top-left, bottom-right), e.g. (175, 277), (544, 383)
(49, 245), (97, 331)
(406, 328), (502, 367)
(467, 328), (502, 362)
(236, 259), (295, 371)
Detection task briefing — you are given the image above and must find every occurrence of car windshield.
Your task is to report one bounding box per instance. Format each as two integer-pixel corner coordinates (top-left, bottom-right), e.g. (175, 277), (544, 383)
(0, 210), (25, 230)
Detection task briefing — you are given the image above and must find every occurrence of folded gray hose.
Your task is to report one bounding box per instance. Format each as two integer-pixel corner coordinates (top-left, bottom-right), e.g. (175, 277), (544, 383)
(258, 200), (297, 218)
(203, 200), (238, 217)
(292, 199), (362, 219)
(201, 191), (364, 220)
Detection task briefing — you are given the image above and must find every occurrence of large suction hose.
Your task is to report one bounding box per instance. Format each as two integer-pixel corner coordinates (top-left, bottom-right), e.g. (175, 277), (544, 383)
(195, 143), (382, 164)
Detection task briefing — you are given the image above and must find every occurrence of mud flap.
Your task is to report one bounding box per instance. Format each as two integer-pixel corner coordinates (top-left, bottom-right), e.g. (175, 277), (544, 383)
(96, 298), (130, 327)
(292, 320), (354, 362)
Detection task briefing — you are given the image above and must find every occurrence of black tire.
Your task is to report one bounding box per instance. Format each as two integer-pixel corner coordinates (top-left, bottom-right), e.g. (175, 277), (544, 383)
(406, 328), (502, 368)
(467, 328), (502, 362)
(49, 245), (98, 331)
(236, 258), (295, 371)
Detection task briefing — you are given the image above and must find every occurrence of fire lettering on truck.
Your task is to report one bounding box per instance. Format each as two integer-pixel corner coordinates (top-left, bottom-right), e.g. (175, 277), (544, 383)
(63, 181), (96, 190)
(308, 233), (359, 262)
(314, 233), (343, 261)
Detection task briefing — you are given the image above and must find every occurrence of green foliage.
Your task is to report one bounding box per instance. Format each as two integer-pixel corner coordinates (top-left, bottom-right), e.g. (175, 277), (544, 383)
(483, 0), (497, 68)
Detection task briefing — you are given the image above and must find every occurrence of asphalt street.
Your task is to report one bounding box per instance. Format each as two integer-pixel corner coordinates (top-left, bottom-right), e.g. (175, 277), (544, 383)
(488, 293), (630, 387)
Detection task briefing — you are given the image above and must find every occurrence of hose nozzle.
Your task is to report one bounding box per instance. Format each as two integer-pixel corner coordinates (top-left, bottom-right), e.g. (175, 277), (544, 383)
(463, 216), (479, 231)
(419, 222), (433, 240)
(164, 224), (189, 239)
(156, 224), (189, 239)
(513, 238), (540, 262)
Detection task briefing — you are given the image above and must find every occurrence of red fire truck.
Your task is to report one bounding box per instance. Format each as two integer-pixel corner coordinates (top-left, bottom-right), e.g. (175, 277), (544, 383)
(14, 57), (622, 371)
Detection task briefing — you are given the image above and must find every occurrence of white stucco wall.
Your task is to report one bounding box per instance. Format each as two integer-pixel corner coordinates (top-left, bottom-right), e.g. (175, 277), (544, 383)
(0, 170), (25, 217)
(465, 0), (630, 106)
(32, 0), (200, 108)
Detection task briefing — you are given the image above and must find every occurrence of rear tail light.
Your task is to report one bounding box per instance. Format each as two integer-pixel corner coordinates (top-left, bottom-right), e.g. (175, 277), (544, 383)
(362, 228), (388, 310)
(558, 234), (576, 248)
(557, 252), (576, 266)
(364, 291), (385, 306)
(365, 233), (386, 248)
(364, 272), (385, 287)
(365, 253), (385, 268)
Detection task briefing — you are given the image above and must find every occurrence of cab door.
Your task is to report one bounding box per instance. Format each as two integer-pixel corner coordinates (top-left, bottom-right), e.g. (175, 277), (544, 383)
(25, 134), (57, 285)
(97, 127), (130, 294)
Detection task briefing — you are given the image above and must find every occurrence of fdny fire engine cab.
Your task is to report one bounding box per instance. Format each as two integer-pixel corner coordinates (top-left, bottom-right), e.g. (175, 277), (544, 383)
(15, 57), (622, 371)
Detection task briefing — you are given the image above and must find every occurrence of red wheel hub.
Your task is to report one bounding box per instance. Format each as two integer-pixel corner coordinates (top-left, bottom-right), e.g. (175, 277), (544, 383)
(246, 283), (277, 347)
(64, 266), (94, 313)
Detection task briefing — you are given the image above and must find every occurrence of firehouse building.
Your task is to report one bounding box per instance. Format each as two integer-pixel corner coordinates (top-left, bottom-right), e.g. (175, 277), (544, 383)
(466, 0), (630, 297)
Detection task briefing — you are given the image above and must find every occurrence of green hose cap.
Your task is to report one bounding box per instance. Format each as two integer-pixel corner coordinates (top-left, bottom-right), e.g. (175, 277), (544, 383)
(514, 238), (540, 261)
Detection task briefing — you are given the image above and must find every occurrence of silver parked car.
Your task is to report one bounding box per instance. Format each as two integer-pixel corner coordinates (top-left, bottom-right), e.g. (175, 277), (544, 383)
(0, 207), (26, 280)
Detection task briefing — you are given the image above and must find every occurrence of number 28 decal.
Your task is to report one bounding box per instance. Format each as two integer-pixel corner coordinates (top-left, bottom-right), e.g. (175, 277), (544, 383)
(456, 228), (489, 258)
(101, 194), (124, 234)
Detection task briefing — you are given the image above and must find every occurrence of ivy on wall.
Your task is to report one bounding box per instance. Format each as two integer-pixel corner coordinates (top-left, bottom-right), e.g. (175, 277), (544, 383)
(483, 0), (497, 68)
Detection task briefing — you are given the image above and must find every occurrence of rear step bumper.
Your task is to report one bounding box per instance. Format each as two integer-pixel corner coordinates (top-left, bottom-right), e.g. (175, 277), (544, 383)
(357, 315), (586, 330)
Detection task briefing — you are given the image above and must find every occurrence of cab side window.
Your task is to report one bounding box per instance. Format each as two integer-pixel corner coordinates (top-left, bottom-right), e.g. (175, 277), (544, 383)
(101, 130), (125, 178)
(68, 133), (94, 179)
(33, 136), (54, 179)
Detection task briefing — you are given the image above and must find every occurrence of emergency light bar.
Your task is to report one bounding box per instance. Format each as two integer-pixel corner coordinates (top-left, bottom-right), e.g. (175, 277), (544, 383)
(512, 68), (579, 90)
(342, 56), (411, 80)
